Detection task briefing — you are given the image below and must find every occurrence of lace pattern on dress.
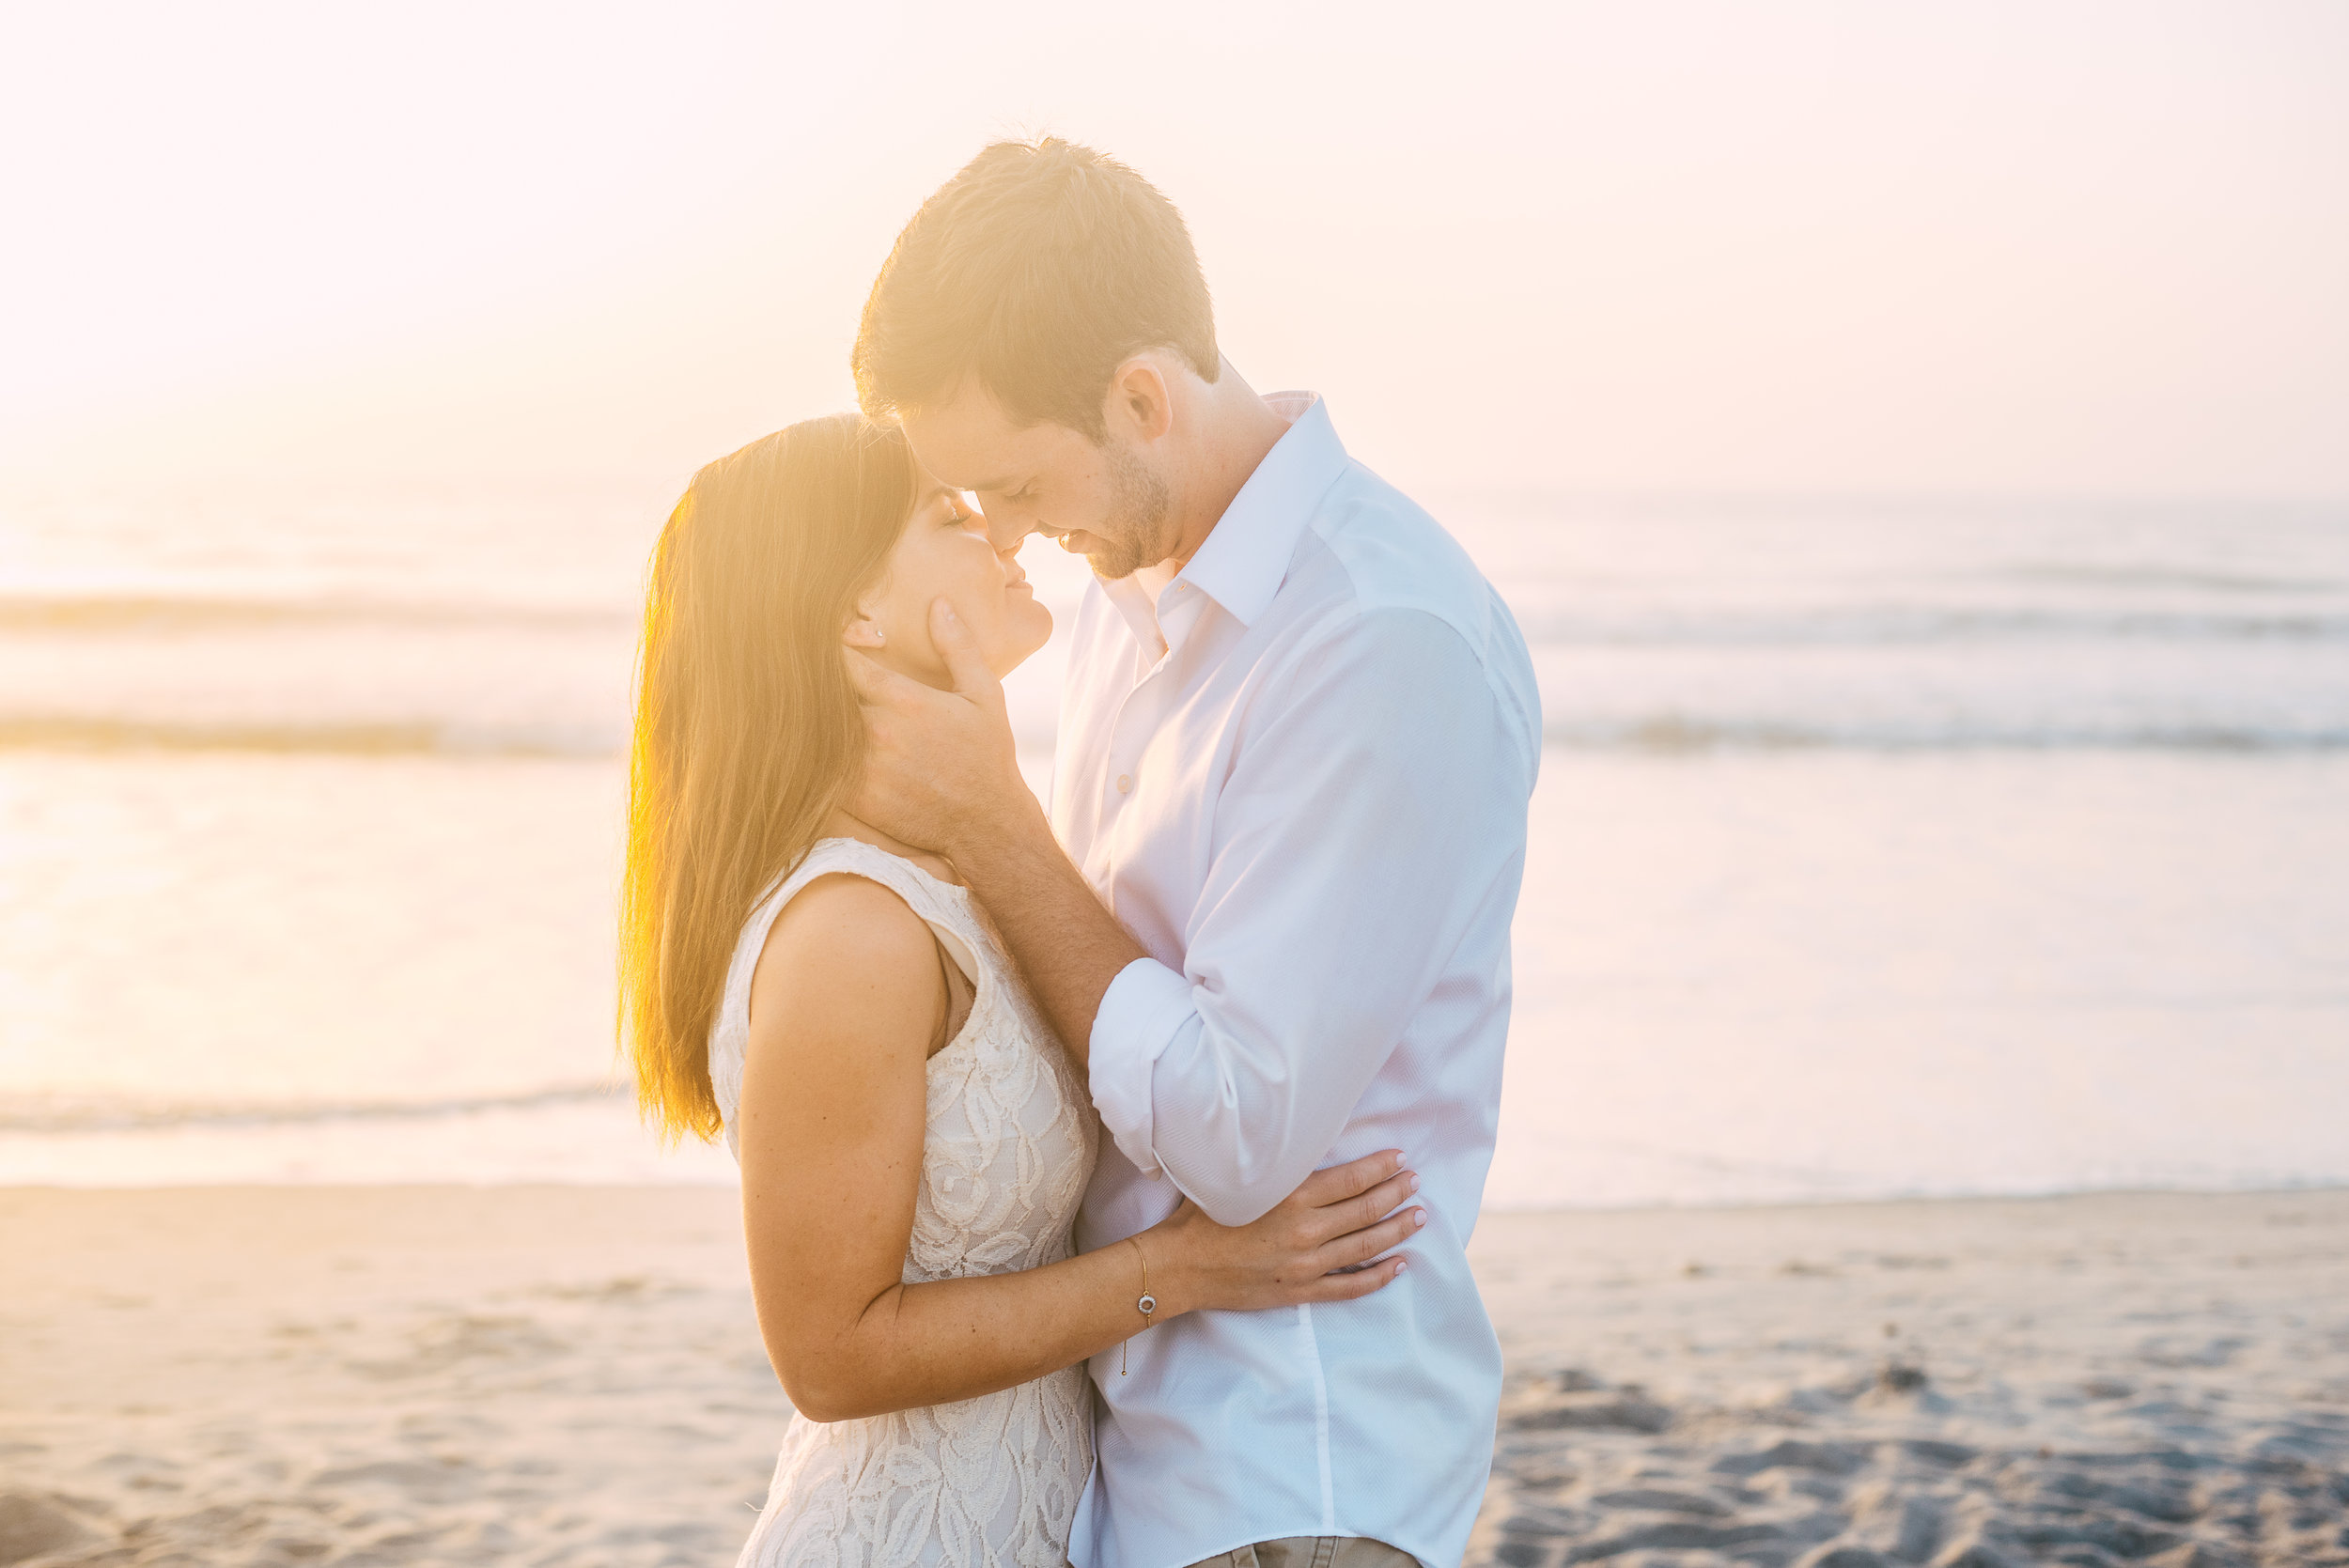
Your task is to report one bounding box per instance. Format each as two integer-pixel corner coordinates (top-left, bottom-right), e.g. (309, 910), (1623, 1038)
(707, 838), (1097, 1567)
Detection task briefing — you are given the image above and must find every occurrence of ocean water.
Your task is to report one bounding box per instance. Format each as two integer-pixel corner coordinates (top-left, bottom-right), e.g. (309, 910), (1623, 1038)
(2, 479), (2344, 1204)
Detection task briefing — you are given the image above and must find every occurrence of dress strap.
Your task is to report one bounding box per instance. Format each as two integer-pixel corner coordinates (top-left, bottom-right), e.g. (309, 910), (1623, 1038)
(711, 838), (994, 1158)
(749, 838), (988, 995)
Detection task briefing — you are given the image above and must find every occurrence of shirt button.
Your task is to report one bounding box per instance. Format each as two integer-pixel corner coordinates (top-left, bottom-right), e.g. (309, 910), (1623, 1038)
(1115, 774), (1132, 795)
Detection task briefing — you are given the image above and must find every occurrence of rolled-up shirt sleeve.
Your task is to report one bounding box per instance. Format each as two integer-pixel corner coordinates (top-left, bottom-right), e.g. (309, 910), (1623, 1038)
(1088, 956), (1200, 1177)
(1085, 605), (1536, 1224)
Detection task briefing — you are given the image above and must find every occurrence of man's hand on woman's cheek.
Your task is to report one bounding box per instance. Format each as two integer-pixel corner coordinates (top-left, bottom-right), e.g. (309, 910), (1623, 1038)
(844, 598), (1035, 857)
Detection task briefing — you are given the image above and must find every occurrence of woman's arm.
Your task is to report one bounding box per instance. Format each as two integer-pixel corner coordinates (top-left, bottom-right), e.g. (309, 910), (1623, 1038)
(737, 873), (1419, 1423)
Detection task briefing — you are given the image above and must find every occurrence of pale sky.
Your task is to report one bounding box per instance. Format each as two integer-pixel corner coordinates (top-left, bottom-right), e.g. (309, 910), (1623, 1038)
(4, 0), (2345, 499)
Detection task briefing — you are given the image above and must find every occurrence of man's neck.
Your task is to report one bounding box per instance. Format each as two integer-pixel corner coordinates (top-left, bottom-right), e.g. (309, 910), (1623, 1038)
(1165, 362), (1294, 567)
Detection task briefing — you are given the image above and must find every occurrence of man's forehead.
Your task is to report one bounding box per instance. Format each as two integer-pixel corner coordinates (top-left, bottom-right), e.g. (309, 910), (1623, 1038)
(902, 392), (1071, 489)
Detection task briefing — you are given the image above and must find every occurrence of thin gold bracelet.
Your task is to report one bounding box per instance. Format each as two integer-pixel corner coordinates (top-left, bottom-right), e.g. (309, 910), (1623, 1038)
(1120, 1235), (1157, 1376)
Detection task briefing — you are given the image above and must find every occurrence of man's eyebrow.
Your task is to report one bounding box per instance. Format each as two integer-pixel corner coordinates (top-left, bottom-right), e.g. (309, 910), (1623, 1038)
(967, 474), (1020, 494)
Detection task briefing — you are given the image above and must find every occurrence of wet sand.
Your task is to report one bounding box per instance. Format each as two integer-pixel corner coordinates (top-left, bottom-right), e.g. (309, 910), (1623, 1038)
(2, 1187), (2343, 1567)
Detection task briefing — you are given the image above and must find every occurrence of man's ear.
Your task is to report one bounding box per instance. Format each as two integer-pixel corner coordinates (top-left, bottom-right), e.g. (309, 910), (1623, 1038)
(1104, 357), (1174, 443)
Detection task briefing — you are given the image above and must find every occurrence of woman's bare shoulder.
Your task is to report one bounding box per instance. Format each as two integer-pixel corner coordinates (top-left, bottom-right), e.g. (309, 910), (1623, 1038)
(747, 872), (945, 1047)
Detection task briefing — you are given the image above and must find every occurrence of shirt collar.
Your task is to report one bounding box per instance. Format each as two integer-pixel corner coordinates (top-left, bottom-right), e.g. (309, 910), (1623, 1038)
(1098, 392), (1345, 660)
(1174, 392), (1345, 631)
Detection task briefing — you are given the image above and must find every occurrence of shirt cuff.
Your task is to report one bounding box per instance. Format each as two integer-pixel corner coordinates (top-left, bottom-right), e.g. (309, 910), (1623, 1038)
(1088, 956), (1198, 1179)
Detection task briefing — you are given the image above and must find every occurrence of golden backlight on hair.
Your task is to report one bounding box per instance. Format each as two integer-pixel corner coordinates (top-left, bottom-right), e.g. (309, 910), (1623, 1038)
(619, 413), (917, 1141)
(853, 136), (1218, 438)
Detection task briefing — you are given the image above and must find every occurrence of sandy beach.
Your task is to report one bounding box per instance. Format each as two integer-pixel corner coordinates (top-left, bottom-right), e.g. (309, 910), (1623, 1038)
(3, 1187), (2343, 1568)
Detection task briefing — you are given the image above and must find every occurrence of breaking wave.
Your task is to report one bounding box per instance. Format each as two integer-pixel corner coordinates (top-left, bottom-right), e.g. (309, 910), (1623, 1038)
(1, 1084), (628, 1133)
(0, 716), (626, 757)
(1542, 716), (2349, 753)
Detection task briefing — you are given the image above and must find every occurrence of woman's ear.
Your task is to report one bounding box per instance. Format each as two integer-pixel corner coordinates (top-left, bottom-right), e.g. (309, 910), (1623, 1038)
(844, 573), (894, 648)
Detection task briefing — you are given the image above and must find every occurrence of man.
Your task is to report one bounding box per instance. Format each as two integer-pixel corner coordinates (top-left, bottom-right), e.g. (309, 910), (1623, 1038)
(846, 138), (1540, 1568)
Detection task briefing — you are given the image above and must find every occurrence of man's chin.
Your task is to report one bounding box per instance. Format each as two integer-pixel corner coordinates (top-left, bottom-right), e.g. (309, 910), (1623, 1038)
(1055, 529), (1144, 581)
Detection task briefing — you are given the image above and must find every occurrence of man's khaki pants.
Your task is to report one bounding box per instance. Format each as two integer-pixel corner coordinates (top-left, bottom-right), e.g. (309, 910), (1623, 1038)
(1181, 1540), (1418, 1568)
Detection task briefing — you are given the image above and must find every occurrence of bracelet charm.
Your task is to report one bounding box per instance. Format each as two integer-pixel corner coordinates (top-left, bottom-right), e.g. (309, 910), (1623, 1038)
(1121, 1237), (1155, 1375)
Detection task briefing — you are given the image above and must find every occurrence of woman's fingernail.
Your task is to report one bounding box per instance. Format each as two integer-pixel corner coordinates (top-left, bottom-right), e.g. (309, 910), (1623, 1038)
(1412, 1209), (1427, 1228)
(1394, 1259), (1408, 1273)
(1408, 1174), (1420, 1194)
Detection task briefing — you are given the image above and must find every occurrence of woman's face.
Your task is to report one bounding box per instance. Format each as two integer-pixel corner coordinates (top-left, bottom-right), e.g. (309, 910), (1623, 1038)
(849, 466), (1052, 686)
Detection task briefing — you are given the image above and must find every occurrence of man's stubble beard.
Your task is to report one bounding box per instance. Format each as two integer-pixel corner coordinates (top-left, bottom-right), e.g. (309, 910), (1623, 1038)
(1084, 441), (1177, 581)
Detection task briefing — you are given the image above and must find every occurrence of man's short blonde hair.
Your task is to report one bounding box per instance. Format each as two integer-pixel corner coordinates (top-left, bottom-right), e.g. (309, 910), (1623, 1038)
(852, 137), (1220, 440)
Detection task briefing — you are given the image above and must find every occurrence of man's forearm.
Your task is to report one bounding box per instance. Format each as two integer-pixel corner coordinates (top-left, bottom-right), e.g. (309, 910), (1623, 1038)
(950, 800), (1144, 1067)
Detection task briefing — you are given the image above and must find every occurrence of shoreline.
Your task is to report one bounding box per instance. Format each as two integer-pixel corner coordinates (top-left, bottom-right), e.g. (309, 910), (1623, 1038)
(5, 1173), (2346, 1208)
(6, 1186), (2345, 1566)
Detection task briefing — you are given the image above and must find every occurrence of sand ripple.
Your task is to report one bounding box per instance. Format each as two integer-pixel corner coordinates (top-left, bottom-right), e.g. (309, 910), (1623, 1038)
(1467, 1191), (2349, 1568)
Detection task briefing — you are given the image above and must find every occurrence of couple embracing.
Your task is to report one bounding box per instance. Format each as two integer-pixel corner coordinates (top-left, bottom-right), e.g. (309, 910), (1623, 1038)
(621, 139), (1539, 1568)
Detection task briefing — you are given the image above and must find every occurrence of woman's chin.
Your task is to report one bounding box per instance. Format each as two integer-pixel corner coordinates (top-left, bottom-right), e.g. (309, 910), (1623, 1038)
(1003, 604), (1053, 670)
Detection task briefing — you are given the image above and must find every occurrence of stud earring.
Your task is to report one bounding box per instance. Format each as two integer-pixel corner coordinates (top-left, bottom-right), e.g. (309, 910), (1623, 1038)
(871, 626), (885, 645)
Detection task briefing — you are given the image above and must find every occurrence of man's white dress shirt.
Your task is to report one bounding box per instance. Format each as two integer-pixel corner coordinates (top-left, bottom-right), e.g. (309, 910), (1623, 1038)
(1055, 394), (1541, 1568)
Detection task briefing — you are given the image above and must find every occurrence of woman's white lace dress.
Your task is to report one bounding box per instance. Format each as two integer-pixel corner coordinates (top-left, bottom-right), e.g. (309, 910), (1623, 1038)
(707, 838), (1098, 1568)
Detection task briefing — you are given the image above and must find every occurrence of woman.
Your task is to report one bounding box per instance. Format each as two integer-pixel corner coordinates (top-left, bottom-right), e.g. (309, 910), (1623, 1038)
(620, 414), (1420, 1566)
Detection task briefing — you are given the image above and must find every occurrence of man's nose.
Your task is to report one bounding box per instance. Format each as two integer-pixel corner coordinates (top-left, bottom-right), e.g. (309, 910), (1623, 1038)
(986, 513), (1034, 552)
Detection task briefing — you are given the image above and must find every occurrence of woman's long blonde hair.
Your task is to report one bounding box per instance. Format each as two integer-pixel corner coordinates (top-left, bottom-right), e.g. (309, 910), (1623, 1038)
(620, 413), (917, 1141)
